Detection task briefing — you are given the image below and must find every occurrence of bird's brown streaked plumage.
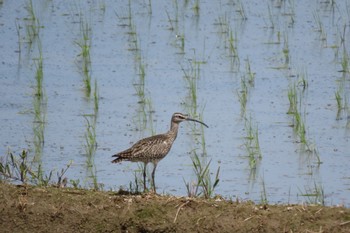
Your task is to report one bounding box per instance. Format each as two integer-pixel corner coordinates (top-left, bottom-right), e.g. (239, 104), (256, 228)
(111, 112), (208, 193)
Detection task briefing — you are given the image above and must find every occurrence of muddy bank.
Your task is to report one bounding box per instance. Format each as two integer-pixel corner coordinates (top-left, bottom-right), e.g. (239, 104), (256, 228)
(0, 182), (349, 232)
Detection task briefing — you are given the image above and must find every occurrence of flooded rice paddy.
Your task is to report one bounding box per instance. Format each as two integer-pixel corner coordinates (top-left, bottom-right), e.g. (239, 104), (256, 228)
(0, 0), (350, 206)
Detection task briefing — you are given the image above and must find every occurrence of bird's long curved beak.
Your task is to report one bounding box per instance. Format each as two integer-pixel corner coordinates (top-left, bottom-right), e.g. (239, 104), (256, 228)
(186, 118), (209, 128)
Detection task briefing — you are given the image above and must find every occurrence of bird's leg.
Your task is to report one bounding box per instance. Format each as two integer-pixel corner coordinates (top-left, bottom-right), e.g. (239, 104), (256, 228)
(151, 161), (158, 193)
(143, 162), (147, 192)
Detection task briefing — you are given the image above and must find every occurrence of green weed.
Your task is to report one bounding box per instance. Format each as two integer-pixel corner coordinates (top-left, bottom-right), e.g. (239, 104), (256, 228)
(0, 150), (72, 187)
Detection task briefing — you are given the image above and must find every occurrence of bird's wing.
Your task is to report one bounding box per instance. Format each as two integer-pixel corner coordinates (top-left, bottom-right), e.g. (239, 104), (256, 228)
(112, 134), (172, 162)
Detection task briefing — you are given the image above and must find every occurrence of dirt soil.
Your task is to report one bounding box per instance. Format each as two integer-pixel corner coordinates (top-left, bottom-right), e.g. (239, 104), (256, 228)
(0, 182), (350, 233)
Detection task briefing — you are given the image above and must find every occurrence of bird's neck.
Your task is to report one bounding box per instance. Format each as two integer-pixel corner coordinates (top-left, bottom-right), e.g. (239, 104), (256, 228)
(168, 122), (180, 138)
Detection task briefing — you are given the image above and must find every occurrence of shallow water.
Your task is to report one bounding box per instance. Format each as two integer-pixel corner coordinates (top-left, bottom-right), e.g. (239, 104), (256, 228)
(1, 0), (350, 206)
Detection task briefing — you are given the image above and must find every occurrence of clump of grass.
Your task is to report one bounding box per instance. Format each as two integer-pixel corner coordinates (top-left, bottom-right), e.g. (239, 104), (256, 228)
(0, 150), (72, 187)
(184, 151), (220, 198)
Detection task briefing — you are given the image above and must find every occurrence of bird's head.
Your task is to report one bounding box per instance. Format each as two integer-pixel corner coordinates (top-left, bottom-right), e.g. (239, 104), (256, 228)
(171, 112), (208, 128)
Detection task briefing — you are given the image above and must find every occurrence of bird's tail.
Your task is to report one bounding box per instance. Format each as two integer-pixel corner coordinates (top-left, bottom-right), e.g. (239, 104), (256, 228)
(111, 154), (122, 163)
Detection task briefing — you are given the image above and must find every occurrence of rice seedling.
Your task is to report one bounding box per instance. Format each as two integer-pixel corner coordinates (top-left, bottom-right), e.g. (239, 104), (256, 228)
(293, 108), (307, 144)
(165, 9), (177, 32)
(182, 61), (199, 116)
(133, 58), (146, 104)
(287, 83), (297, 114)
(32, 43), (46, 161)
(282, 32), (290, 67)
(75, 16), (92, 96)
(93, 79), (99, 115)
(313, 10), (327, 42)
(228, 29), (238, 58)
(192, 0), (200, 16)
(260, 176), (268, 205)
(266, 3), (275, 29)
(198, 111), (207, 154)
(184, 151), (220, 198)
(215, 13), (229, 34)
(227, 27), (240, 71)
(88, 165), (101, 190)
(236, 0), (247, 20)
(237, 77), (248, 116)
(32, 96), (46, 161)
(340, 48), (349, 73)
(297, 68), (309, 90)
(243, 116), (262, 169)
(15, 20), (22, 56)
(147, 0), (152, 14)
(145, 97), (156, 135)
(98, 0), (106, 13)
(33, 41), (44, 97)
(83, 115), (97, 167)
(245, 58), (256, 85)
(24, 0), (40, 45)
(82, 114), (100, 190)
(287, 81), (322, 164)
(335, 89), (343, 112)
(298, 182), (325, 206)
(335, 80), (349, 120)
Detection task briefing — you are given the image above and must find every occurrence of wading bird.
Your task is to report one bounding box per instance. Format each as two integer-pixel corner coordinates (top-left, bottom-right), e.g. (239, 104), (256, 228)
(111, 112), (208, 192)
